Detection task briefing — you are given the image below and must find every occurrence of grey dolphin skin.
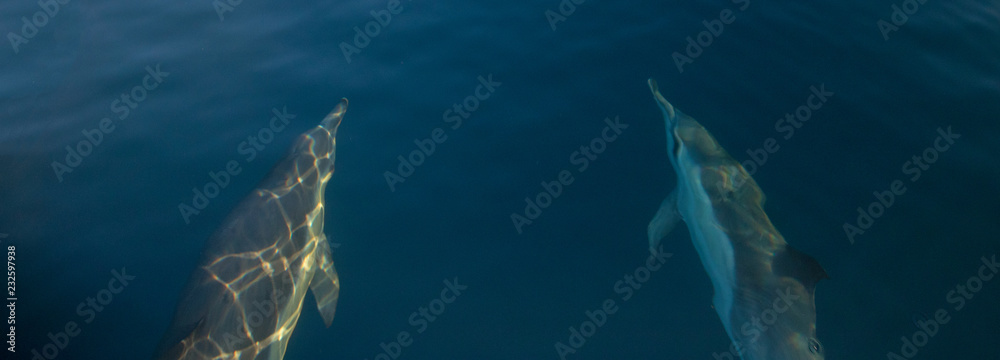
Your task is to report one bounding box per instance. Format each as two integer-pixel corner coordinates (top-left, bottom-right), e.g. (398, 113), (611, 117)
(154, 99), (348, 360)
(645, 80), (828, 360)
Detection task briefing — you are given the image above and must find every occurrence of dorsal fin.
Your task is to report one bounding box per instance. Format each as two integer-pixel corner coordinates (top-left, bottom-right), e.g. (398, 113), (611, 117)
(773, 245), (829, 294)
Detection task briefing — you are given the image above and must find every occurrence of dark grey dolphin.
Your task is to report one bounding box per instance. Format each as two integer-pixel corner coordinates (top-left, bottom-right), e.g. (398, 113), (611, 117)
(155, 99), (348, 360)
(646, 79), (828, 360)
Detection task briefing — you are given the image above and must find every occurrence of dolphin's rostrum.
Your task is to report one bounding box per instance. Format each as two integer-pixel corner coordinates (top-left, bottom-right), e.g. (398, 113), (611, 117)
(646, 80), (828, 360)
(155, 99), (349, 360)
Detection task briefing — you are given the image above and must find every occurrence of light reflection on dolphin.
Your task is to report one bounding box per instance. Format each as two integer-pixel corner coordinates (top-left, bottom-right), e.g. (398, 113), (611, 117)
(645, 80), (827, 360)
(154, 99), (348, 360)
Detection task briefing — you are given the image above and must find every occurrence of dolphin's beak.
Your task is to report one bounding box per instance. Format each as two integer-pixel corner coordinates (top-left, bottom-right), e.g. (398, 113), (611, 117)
(648, 78), (676, 120)
(321, 98), (349, 130)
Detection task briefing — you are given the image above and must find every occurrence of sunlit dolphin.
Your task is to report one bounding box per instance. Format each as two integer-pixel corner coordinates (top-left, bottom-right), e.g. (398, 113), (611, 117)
(645, 79), (827, 360)
(154, 99), (348, 360)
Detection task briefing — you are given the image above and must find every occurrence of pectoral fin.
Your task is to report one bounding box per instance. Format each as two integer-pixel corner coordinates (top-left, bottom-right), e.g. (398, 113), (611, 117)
(647, 189), (681, 254)
(309, 237), (340, 327)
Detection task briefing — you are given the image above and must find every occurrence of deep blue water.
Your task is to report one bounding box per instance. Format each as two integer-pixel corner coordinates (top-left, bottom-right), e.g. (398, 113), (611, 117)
(1, 0), (999, 359)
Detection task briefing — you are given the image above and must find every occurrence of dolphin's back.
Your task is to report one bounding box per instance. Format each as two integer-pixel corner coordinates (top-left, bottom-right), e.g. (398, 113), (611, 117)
(155, 100), (347, 360)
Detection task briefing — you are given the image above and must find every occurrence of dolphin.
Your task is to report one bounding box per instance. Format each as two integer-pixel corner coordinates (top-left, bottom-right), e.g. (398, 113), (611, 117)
(154, 99), (348, 360)
(645, 79), (828, 360)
